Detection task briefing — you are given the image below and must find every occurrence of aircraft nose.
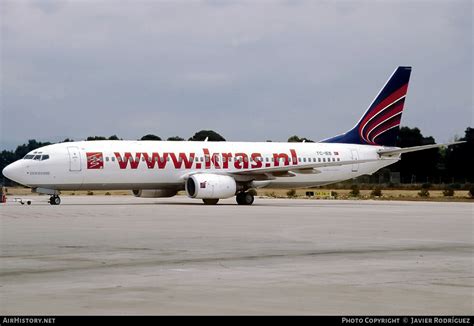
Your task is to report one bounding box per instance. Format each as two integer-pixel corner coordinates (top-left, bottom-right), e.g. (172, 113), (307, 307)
(2, 161), (25, 184)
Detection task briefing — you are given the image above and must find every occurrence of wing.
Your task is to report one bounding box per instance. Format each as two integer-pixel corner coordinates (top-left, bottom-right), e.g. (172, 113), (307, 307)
(179, 157), (385, 182)
(230, 158), (383, 181)
(377, 141), (465, 157)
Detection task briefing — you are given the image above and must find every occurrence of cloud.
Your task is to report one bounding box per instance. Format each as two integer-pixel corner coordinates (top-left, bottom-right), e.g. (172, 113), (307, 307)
(1, 0), (472, 149)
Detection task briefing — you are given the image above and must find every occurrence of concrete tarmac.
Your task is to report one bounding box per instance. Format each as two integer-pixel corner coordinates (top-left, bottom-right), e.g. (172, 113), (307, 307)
(0, 196), (472, 315)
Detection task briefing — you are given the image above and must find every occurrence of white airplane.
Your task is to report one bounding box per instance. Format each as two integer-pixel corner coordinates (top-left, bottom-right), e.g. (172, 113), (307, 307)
(2, 66), (462, 205)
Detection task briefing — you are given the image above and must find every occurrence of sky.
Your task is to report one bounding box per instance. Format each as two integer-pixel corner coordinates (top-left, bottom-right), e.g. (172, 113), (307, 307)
(1, 0), (472, 150)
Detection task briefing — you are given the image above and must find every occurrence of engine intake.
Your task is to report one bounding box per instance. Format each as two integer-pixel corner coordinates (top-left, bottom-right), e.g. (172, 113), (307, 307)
(185, 174), (236, 199)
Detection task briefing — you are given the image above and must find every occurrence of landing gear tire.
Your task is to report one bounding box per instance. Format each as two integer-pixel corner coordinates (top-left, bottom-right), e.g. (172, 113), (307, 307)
(49, 195), (61, 206)
(236, 192), (254, 205)
(202, 198), (219, 205)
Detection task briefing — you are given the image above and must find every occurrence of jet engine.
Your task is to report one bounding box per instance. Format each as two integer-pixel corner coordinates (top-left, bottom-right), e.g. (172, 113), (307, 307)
(132, 189), (177, 198)
(185, 174), (236, 199)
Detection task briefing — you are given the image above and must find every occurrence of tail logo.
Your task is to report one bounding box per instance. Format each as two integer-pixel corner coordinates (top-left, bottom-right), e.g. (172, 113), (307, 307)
(358, 83), (408, 145)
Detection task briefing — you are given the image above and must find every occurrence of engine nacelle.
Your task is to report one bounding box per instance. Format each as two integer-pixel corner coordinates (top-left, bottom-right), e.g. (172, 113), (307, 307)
(185, 174), (236, 199)
(132, 189), (177, 198)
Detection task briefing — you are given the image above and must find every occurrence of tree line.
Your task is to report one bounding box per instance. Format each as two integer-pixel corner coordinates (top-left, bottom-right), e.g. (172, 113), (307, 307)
(1, 127), (472, 186)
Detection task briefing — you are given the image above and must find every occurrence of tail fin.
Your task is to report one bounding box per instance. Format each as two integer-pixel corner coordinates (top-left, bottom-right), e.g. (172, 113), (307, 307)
(321, 66), (412, 146)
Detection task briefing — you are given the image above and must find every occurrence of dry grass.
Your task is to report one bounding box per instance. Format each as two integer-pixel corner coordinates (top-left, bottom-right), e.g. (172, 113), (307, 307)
(3, 188), (130, 196)
(258, 188), (472, 202)
(3, 187), (472, 202)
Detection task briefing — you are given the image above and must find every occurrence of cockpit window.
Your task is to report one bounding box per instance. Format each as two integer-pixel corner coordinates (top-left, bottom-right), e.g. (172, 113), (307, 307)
(24, 154), (50, 160)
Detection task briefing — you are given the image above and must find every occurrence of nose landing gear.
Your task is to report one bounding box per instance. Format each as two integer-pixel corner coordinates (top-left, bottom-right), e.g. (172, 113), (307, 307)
(49, 195), (61, 205)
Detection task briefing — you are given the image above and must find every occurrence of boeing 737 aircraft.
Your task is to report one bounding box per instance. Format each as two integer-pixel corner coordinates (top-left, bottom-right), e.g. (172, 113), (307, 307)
(2, 67), (462, 205)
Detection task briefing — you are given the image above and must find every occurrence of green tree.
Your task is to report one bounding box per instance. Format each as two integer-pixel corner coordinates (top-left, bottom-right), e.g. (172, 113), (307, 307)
(140, 134), (162, 141)
(390, 127), (441, 183)
(0, 150), (17, 174)
(445, 127), (473, 183)
(86, 136), (107, 141)
(14, 139), (52, 159)
(188, 130), (225, 141)
(167, 136), (184, 141)
(288, 135), (314, 142)
(86, 135), (121, 141)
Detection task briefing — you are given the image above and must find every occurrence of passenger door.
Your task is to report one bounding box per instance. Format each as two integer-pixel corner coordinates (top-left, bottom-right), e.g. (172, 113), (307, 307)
(67, 146), (82, 171)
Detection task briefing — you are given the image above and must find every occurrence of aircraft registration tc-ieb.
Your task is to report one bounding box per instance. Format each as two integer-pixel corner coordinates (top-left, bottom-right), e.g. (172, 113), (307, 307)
(2, 67), (462, 205)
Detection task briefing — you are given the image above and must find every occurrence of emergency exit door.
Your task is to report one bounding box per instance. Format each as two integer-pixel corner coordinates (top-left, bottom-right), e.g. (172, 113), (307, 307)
(351, 149), (359, 172)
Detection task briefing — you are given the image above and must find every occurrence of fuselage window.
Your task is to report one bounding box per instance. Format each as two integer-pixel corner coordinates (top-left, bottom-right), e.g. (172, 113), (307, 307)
(298, 157), (301, 162)
(112, 157), (115, 162)
(318, 158), (321, 162)
(332, 158), (336, 162)
(303, 158), (307, 162)
(323, 158), (326, 162)
(337, 158), (340, 161)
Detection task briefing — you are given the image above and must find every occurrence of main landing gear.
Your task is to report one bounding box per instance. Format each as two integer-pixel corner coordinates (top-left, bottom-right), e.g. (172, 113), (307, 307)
(236, 191), (254, 205)
(49, 195), (61, 205)
(201, 191), (255, 205)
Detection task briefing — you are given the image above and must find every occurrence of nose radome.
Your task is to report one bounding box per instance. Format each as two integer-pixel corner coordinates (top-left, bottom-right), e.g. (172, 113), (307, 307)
(2, 164), (13, 179)
(2, 161), (23, 184)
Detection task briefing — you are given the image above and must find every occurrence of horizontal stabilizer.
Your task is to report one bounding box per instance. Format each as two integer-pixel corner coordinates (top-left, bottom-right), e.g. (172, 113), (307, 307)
(377, 141), (466, 157)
